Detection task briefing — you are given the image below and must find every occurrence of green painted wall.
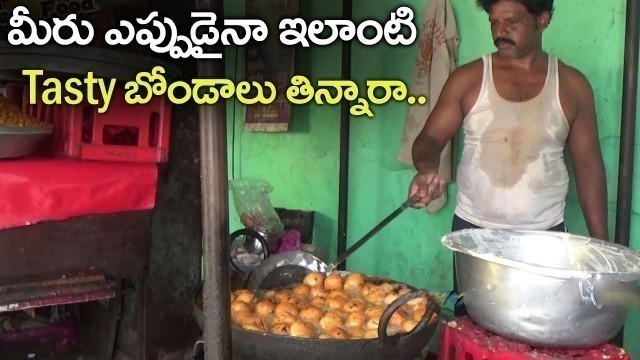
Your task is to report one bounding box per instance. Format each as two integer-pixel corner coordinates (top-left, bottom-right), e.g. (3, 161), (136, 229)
(223, 0), (639, 355)
(224, 0), (343, 260)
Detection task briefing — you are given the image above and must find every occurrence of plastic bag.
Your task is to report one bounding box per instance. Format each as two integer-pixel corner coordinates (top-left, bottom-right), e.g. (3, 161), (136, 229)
(230, 178), (284, 237)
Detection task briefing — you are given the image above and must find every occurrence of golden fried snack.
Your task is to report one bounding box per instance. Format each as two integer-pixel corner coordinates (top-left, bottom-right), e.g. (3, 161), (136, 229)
(384, 292), (400, 306)
(412, 306), (427, 322)
(328, 290), (349, 301)
(294, 283), (311, 297)
(378, 283), (395, 293)
(264, 290), (277, 300)
(386, 327), (401, 337)
(402, 320), (418, 333)
(274, 290), (293, 304)
(241, 324), (263, 332)
(231, 300), (252, 314)
(361, 283), (377, 296)
(234, 290), (256, 304)
(310, 286), (329, 298)
(319, 312), (343, 330)
(332, 309), (349, 320)
(310, 297), (326, 308)
(235, 313), (264, 330)
(231, 311), (253, 326)
(343, 273), (365, 291)
(366, 318), (379, 330)
(289, 321), (315, 338)
(364, 330), (378, 339)
(326, 327), (350, 339)
(299, 305), (324, 323)
(343, 299), (365, 313)
(255, 299), (276, 317)
(327, 297), (346, 310)
(281, 294), (301, 306)
(398, 288), (411, 296)
(365, 306), (384, 321)
(270, 323), (290, 335)
(324, 273), (344, 291)
(364, 292), (384, 305)
(389, 310), (406, 328)
(293, 295), (310, 309)
(303, 272), (325, 287)
(407, 297), (428, 308)
(273, 312), (297, 326)
(345, 312), (366, 328)
(347, 327), (366, 339)
(275, 302), (299, 317)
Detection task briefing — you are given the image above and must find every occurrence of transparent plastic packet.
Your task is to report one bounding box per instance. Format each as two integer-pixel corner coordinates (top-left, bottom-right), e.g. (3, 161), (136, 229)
(230, 178), (285, 240)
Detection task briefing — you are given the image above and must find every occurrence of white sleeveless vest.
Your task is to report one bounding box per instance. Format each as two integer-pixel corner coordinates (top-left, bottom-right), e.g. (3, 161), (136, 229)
(454, 54), (570, 229)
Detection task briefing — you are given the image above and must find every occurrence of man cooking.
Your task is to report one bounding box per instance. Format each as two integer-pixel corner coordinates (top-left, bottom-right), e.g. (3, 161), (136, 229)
(408, 0), (621, 346)
(408, 0), (609, 241)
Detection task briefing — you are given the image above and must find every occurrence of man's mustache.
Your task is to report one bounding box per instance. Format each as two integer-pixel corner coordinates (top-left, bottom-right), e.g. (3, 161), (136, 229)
(494, 37), (516, 46)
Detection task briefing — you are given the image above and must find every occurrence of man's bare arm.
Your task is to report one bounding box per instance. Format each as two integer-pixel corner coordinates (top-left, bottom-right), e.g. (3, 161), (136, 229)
(566, 71), (609, 240)
(412, 67), (469, 174)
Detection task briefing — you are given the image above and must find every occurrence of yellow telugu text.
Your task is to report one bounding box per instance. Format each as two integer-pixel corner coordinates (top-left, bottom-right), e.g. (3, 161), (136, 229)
(21, 67), (428, 116)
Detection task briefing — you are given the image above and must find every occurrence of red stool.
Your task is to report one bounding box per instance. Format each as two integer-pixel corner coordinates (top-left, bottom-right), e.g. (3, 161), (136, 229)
(438, 316), (631, 360)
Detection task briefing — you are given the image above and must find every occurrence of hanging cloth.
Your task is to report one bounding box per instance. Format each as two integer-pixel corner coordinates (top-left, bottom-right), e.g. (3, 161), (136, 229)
(397, 0), (460, 213)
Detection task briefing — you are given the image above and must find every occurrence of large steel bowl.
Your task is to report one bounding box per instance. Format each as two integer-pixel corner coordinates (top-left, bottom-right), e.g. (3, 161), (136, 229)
(0, 126), (52, 159)
(442, 229), (640, 348)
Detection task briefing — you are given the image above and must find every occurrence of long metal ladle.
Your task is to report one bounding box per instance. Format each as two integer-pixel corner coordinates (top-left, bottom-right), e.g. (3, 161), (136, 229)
(247, 195), (419, 290)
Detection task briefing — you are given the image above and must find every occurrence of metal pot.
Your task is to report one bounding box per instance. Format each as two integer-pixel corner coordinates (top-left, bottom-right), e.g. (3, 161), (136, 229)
(230, 228), (270, 273)
(442, 229), (640, 348)
(0, 126), (52, 159)
(193, 273), (441, 360)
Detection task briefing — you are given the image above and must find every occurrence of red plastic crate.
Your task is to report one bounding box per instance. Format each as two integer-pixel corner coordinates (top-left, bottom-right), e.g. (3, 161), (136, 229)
(53, 87), (172, 163)
(2, 83), (171, 163)
(438, 316), (631, 360)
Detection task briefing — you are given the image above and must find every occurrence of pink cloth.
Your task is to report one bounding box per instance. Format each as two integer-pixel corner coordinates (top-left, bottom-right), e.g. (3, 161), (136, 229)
(276, 229), (302, 253)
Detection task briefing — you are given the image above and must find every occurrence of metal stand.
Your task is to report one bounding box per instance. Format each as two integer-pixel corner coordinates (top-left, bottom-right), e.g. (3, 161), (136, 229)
(337, 0), (353, 271)
(195, 0), (232, 358)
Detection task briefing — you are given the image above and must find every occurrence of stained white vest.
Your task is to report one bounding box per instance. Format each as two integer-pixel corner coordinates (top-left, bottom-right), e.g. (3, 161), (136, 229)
(454, 54), (570, 229)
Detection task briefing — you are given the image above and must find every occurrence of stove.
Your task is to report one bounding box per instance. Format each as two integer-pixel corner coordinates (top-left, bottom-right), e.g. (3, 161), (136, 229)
(437, 316), (631, 360)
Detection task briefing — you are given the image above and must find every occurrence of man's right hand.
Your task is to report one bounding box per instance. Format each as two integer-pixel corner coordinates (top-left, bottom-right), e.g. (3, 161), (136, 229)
(408, 172), (446, 208)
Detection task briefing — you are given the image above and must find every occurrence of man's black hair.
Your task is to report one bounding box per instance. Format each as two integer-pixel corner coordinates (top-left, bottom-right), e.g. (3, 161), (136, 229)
(477, 0), (554, 18)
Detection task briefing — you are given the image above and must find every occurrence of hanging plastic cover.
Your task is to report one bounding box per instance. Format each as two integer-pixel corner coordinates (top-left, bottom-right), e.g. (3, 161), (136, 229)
(230, 178), (284, 237)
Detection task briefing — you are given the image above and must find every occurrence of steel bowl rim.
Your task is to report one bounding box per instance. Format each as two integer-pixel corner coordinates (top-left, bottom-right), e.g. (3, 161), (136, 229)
(443, 229), (640, 281)
(0, 125), (53, 135)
